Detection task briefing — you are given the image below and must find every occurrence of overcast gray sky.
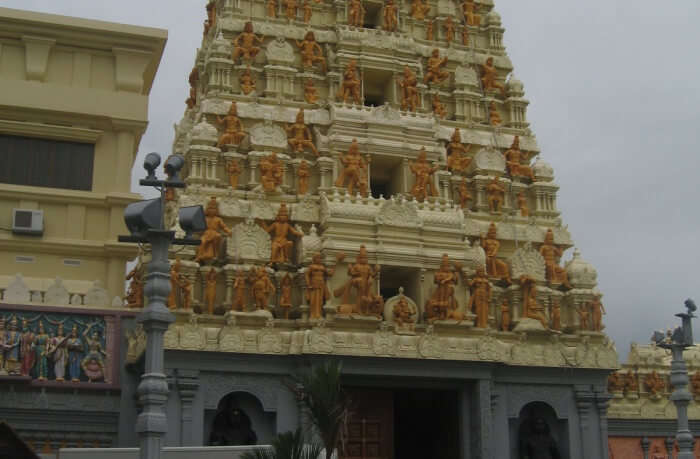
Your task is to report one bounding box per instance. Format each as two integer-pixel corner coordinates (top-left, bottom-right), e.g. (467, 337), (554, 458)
(5, 0), (699, 360)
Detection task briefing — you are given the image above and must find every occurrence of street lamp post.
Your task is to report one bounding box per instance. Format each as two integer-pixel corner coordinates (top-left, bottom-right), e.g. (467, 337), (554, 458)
(653, 299), (697, 459)
(119, 153), (204, 459)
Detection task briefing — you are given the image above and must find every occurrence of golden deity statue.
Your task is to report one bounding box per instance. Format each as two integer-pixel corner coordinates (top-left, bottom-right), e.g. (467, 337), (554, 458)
(283, 0), (298, 20)
(258, 203), (304, 264)
(279, 273), (293, 319)
(608, 372), (625, 393)
(500, 300), (511, 332)
(297, 160), (311, 195)
(286, 109), (318, 156)
(304, 79), (319, 104)
(260, 152), (283, 192)
(489, 101), (501, 126)
(644, 371), (665, 396)
(481, 223), (512, 283)
(447, 128), (471, 173)
(303, 0), (313, 23)
(550, 299), (561, 331)
(335, 139), (368, 196)
(337, 60), (362, 104)
(296, 31), (326, 72)
(216, 102), (246, 149)
(168, 258), (192, 310)
(125, 266), (144, 309)
(589, 294), (606, 332)
(517, 191), (529, 217)
(204, 1), (217, 34)
(576, 304), (590, 330)
(410, 148), (439, 202)
(624, 371), (638, 394)
(334, 245), (382, 316)
(462, 0), (481, 26)
(426, 254), (460, 322)
(424, 49), (448, 85)
(399, 66), (419, 112)
(382, 0), (398, 31)
(444, 16), (455, 44)
(426, 20), (434, 40)
(227, 159), (241, 189)
(467, 266), (492, 328)
(233, 269), (247, 311)
(539, 229), (572, 288)
(250, 266), (275, 310)
(232, 22), (265, 63)
(239, 67), (256, 95)
(305, 253), (341, 319)
(410, 0), (430, 20)
(204, 269), (218, 315)
(462, 26), (469, 46)
(186, 66), (199, 109)
(481, 57), (505, 95)
(267, 0), (277, 17)
(393, 294), (416, 329)
(196, 198), (232, 264)
(520, 274), (547, 328)
(432, 94), (447, 119)
(486, 176), (505, 213)
(348, 0), (366, 27)
(504, 136), (535, 181)
(457, 179), (471, 209)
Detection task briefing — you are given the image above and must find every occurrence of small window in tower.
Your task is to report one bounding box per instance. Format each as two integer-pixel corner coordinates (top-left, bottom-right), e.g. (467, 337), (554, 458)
(362, 2), (382, 29)
(370, 156), (402, 199)
(362, 68), (394, 107)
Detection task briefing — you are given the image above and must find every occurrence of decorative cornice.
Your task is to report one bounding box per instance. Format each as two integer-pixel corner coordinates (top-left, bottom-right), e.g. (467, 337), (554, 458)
(0, 119), (102, 143)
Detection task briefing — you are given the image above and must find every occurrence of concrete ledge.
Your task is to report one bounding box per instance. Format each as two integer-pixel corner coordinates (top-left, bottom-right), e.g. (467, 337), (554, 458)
(57, 446), (268, 459)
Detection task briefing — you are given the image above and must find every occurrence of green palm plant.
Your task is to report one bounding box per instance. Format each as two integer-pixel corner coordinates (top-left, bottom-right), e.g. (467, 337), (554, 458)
(241, 428), (323, 459)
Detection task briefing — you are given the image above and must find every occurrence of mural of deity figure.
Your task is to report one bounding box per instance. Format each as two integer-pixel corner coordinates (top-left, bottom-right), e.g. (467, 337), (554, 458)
(66, 325), (83, 382)
(33, 322), (50, 381)
(305, 253), (340, 319)
(5, 318), (22, 375)
(81, 323), (107, 382)
(20, 319), (35, 377)
(49, 323), (68, 382)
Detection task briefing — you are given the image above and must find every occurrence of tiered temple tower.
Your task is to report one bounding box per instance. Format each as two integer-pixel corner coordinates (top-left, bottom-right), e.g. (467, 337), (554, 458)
(124, 0), (618, 457)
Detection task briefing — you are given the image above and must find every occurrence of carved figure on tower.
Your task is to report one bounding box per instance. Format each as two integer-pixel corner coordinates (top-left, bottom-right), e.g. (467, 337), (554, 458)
(489, 101), (501, 126)
(250, 266), (275, 310)
(233, 270), (247, 311)
(644, 371), (665, 396)
(205, 269), (218, 315)
(467, 266), (492, 328)
(305, 253), (341, 319)
(19, 319), (35, 377)
(283, 0), (298, 20)
(426, 20), (434, 41)
(517, 191), (529, 217)
(432, 94), (447, 119)
(624, 371), (638, 394)
(576, 304), (590, 330)
(279, 273), (293, 319)
(444, 16), (455, 44)
(424, 49), (449, 85)
(481, 223), (512, 283)
(126, 265), (144, 309)
(334, 245), (382, 316)
(691, 372), (700, 396)
(258, 204), (304, 264)
(427, 254), (460, 322)
(338, 60), (362, 104)
(297, 160), (311, 195)
(550, 299), (561, 331)
(227, 160), (241, 189)
(520, 275), (547, 328)
(410, 147), (439, 202)
(410, 0), (430, 20)
(457, 179), (471, 209)
(348, 0), (366, 27)
(335, 139), (368, 197)
(239, 67), (256, 95)
(500, 300), (511, 331)
(196, 197), (232, 264)
(296, 32), (327, 72)
(286, 109), (318, 156)
(447, 128), (471, 173)
(267, 0), (277, 17)
(216, 102), (246, 149)
(504, 136), (535, 181)
(462, 26), (469, 46)
(304, 79), (319, 104)
(608, 372), (625, 393)
(186, 66), (199, 109)
(481, 57), (505, 95)
(382, 0), (398, 32)
(205, 1), (217, 34)
(539, 229), (572, 288)
(399, 66), (419, 112)
(589, 294), (606, 332)
(303, 0), (313, 23)
(168, 258), (193, 310)
(81, 324), (107, 382)
(486, 176), (505, 213)
(462, 0), (481, 26)
(260, 152), (284, 192)
(393, 290), (416, 329)
(232, 22), (265, 63)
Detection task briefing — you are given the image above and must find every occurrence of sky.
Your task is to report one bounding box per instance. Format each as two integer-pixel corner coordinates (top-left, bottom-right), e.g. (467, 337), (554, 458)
(4, 0), (700, 360)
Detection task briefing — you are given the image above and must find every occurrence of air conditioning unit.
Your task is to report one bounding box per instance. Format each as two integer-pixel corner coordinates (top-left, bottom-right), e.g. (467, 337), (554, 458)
(12, 209), (44, 236)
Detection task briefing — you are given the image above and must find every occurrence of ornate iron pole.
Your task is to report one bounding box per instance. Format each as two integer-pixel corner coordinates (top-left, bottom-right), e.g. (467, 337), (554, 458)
(655, 299), (696, 459)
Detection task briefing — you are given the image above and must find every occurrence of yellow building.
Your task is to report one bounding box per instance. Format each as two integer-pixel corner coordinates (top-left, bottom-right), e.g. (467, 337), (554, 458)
(0, 7), (166, 304)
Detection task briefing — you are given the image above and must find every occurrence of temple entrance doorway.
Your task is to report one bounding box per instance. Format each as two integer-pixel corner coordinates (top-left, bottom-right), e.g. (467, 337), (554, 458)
(343, 387), (459, 459)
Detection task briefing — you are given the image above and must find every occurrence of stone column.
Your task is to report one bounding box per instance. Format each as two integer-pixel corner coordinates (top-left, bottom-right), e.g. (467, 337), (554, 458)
(594, 388), (612, 459)
(176, 369), (200, 447)
(475, 379), (493, 458)
(574, 385), (594, 459)
(112, 121), (144, 192)
(317, 156), (334, 192)
(248, 154), (260, 188)
(640, 436), (650, 459)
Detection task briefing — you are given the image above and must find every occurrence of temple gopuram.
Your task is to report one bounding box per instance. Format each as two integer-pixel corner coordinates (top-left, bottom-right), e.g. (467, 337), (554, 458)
(120, 0), (618, 457)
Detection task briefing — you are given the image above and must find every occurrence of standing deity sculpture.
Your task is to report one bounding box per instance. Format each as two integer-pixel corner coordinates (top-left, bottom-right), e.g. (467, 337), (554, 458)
(81, 324), (107, 382)
(204, 1), (217, 34)
(250, 266), (275, 310)
(279, 273), (293, 319)
(691, 372), (700, 396)
(481, 223), (512, 283)
(258, 204), (304, 264)
(5, 318), (21, 375)
(550, 299), (562, 331)
(424, 49), (449, 85)
(467, 266), (492, 328)
(337, 60), (362, 104)
(461, 26), (469, 45)
(296, 32), (327, 72)
(481, 57), (505, 95)
(504, 136), (535, 181)
(286, 109), (318, 156)
(486, 176), (505, 213)
(186, 66), (199, 109)
(216, 102), (247, 149)
(489, 101), (501, 126)
(233, 270), (248, 311)
(519, 418), (562, 459)
(239, 67), (256, 95)
(303, 0), (313, 23)
(399, 66), (419, 112)
(382, 0), (398, 31)
(126, 265), (144, 308)
(348, 0), (366, 27)
(205, 269), (218, 315)
(410, 148), (439, 202)
(232, 22), (265, 63)
(539, 229), (571, 288)
(457, 179), (472, 209)
(260, 152), (284, 192)
(410, 0), (430, 20)
(426, 20), (434, 40)
(304, 79), (319, 104)
(520, 275), (547, 328)
(297, 160), (311, 195)
(169, 258), (193, 310)
(335, 139), (368, 197)
(227, 160), (241, 189)
(66, 325), (82, 381)
(306, 253), (341, 320)
(462, 0), (481, 26)
(500, 300), (511, 331)
(34, 322), (50, 381)
(49, 324), (68, 382)
(334, 245), (382, 316)
(517, 191), (529, 217)
(447, 129), (472, 173)
(19, 319), (35, 377)
(196, 198), (232, 264)
(432, 94), (447, 119)
(283, 0), (298, 20)
(576, 304), (590, 330)
(589, 294), (606, 332)
(267, 0), (277, 17)
(444, 17), (455, 44)
(426, 254), (460, 322)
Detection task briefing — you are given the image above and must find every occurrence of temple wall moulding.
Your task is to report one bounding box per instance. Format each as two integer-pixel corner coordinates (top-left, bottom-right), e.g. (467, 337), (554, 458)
(201, 99), (331, 125)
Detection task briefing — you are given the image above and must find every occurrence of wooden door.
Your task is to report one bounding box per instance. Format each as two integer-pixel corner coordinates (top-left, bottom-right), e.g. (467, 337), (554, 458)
(342, 389), (394, 459)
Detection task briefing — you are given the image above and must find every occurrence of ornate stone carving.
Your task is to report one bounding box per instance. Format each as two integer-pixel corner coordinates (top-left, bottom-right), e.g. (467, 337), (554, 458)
(472, 148), (506, 174)
(4, 274), (30, 303)
(306, 321), (334, 353)
(418, 326), (443, 358)
(203, 374), (279, 411)
(258, 321), (283, 353)
(375, 197), (421, 228)
(44, 277), (70, 305)
(85, 281), (110, 307)
(181, 315), (206, 350)
(510, 242), (546, 282)
(230, 218), (272, 262)
(250, 118), (288, 150)
(455, 66), (478, 86)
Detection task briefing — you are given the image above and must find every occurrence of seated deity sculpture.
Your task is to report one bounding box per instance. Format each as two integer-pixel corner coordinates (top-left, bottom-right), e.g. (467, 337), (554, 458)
(196, 198), (232, 264)
(286, 108), (318, 156)
(296, 32), (326, 72)
(260, 152), (284, 192)
(481, 57), (505, 95)
(399, 66), (419, 112)
(335, 139), (368, 196)
(520, 275), (547, 329)
(216, 102), (246, 149)
(504, 136), (535, 181)
(539, 229), (572, 288)
(447, 128), (471, 173)
(337, 60), (362, 104)
(232, 22), (264, 63)
(424, 49), (449, 85)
